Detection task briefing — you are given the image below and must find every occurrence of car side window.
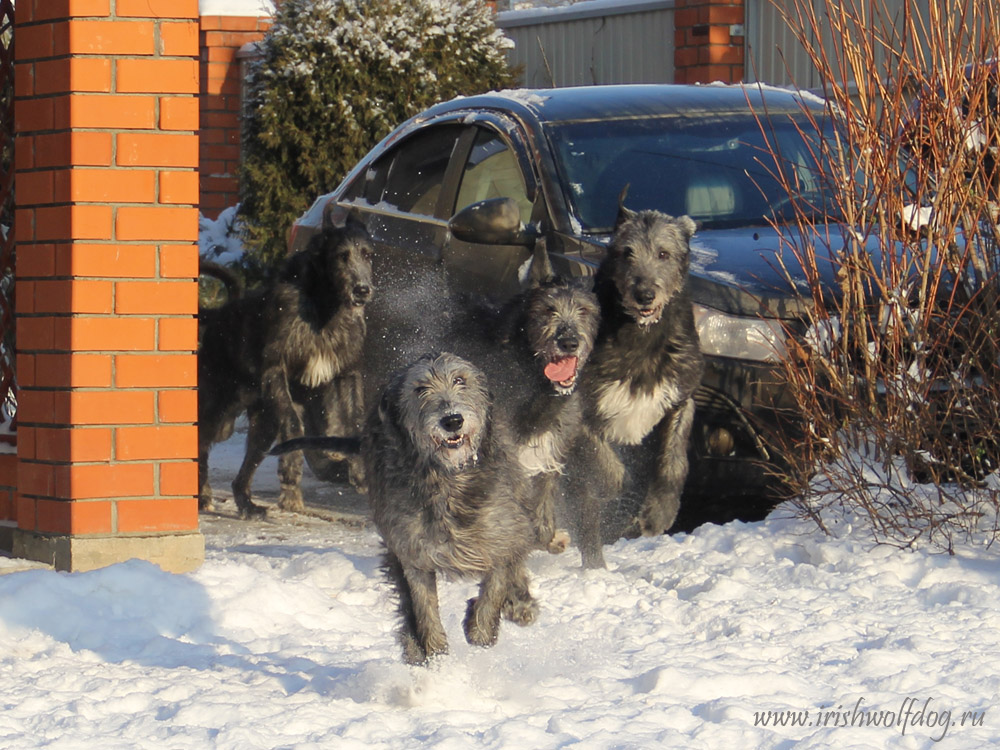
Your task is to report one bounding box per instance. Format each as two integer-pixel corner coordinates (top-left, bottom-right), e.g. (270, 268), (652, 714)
(455, 128), (533, 224)
(377, 125), (464, 217)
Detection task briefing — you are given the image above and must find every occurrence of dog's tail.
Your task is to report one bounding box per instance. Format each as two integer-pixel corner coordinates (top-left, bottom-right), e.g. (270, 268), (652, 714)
(270, 435), (362, 456)
(199, 260), (243, 301)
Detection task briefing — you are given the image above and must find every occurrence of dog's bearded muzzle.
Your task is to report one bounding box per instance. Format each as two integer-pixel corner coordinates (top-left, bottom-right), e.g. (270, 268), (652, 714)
(350, 282), (373, 307)
(626, 286), (665, 327)
(428, 412), (479, 471)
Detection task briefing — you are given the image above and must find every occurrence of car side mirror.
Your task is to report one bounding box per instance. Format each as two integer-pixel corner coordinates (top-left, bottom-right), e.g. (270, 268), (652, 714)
(448, 197), (537, 246)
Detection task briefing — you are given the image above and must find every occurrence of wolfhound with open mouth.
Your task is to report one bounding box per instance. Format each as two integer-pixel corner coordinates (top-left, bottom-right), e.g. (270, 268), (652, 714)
(571, 195), (705, 568)
(452, 269), (600, 554)
(272, 352), (540, 664)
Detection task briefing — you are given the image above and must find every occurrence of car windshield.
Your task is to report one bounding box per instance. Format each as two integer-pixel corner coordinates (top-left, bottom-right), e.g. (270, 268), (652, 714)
(547, 111), (840, 233)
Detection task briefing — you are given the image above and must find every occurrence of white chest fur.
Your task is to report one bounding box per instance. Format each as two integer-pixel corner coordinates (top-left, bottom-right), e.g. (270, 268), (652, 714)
(595, 378), (681, 445)
(299, 353), (337, 387)
(517, 431), (562, 476)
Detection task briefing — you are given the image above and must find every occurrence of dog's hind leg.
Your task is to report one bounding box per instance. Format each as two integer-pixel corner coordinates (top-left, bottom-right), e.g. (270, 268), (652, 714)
(567, 431), (623, 569)
(197, 399), (240, 510)
(276, 452), (305, 512)
(384, 553), (448, 664)
(531, 473), (569, 554)
(300, 374), (367, 493)
(639, 397), (695, 536)
(276, 400), (306, 512)
(231, 403), (273, 519)
(198, 440), (213, 510)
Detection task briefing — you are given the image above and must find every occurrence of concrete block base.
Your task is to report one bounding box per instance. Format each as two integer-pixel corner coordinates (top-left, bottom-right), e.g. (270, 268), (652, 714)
(11, 530), (205, 573)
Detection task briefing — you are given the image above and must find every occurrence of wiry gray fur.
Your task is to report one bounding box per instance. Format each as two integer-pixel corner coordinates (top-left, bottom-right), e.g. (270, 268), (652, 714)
(198, 217), (374, 519)
(375, 353), (541, 662)
(278, 352), (541, 664)
(571, 196), (705, 568)
(450, 270), (600, 554)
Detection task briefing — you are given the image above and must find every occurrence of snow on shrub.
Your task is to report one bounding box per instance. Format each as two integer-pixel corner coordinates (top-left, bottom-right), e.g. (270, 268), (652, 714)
(238, 0), (516, 274)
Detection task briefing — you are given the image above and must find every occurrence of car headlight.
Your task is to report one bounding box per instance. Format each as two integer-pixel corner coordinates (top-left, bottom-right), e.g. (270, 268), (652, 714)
(693, 303), (788, 362)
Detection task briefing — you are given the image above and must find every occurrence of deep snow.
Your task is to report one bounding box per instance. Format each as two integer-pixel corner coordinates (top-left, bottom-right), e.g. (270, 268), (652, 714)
(1, 423), (998, 749)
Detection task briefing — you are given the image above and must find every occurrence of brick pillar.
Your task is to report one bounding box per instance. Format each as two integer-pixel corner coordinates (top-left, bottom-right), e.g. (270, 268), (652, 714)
(199, 14), (272, 219)
(674, 0), (745, 84)
(11, 0), (204, 572)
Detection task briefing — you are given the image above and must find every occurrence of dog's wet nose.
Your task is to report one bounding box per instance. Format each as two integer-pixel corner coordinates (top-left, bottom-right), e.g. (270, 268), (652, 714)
(353, 284), (372, 300)
(634, 285), (656, 306)
(440, 413), (464, 433)
(557, 334), (579, 353)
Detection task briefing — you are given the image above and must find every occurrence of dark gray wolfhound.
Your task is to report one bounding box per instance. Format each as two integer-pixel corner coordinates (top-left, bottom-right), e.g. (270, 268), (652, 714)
(198, 217), (374, 519)
(273, 352), (540, 664)
(571, 198), (704, 568)
(450, 268), (600, 554)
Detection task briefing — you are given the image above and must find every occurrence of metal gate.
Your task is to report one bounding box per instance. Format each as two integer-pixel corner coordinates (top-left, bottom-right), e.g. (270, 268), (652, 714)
(0, 0), (15, 448)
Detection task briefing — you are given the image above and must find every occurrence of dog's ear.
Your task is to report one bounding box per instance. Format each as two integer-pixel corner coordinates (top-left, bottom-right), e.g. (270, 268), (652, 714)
(282, 237), (324, 283)
(615, 184), (636, 230)
(282, 248), (310, 282)
(377, 390), (392, 425)
(676, 215), (698, 242)
(526, 236), (555, 287)
(344, 209), (366, 233)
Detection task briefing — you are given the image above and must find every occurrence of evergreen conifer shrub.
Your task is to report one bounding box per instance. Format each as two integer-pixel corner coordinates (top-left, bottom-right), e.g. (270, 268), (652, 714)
(239, 0), (516, 273)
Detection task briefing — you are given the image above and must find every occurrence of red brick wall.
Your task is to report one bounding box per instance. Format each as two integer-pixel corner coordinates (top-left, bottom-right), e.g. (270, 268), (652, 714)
(13, 0), (200, 544)
(674, 0), (745, 84)
(199, 15), (271, 220)
(0, 453), (15, 525)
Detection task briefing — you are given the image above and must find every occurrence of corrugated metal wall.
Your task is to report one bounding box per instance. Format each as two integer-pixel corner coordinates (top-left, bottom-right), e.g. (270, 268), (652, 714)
(497, 1), (676, 88)
(745, 0), (935, 88)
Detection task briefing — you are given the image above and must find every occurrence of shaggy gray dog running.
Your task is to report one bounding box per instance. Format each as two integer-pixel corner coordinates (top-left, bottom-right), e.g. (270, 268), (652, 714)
(571, 197), (705, 568)
(273, 352), (540, 664)
(198, 217), (374, 519)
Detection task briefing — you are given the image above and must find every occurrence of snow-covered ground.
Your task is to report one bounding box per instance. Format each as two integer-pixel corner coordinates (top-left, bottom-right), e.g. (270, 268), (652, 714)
(1, 424), (998, 748)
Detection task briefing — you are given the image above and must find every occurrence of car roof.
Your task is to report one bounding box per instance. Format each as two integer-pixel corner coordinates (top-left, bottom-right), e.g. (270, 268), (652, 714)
(419, 83), (827, 125)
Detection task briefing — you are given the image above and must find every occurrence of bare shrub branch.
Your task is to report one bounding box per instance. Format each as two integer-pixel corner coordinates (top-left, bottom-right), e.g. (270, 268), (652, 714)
(760, 0), (1000, 548)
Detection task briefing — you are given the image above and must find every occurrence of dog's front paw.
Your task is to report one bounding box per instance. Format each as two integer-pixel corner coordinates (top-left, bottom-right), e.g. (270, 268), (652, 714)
(580, 544), (607, 569)
(502, 593), (539, 626)
(348, 459), (368, 496)
(622, 516), (643, 539)
(547, 529), (570, 554)
(236, 499), (268, 520)
(463, 597), (500, 648)
(400, 633), (448, 665)
(638, 501), (678, 537)
(277, 487), (304, 512)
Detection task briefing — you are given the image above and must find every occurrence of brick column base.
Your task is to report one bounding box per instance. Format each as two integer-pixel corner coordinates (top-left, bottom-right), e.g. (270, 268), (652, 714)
(12, 530), (203, 573)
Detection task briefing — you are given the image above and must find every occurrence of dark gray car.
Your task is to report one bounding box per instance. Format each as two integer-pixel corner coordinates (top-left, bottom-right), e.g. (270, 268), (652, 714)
(288, 83), (842, 529)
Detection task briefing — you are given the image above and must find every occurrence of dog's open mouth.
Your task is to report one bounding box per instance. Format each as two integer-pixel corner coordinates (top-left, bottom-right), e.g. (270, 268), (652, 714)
(436, 433), (470, 451)
(634, 303), (663, 325)
(444, 434), (466, 449)
(544, 356), (579, 390)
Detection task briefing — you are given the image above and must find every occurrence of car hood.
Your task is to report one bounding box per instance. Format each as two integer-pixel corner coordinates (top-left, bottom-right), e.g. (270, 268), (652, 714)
(686, 224), (853, 318)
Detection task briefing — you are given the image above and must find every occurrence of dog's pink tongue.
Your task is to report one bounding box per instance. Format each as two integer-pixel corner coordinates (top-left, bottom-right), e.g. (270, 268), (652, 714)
(544, 356), (578, 383)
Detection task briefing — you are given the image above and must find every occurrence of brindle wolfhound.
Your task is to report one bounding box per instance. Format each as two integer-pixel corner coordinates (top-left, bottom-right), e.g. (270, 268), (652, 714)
(571, 196), (705, 568)
(198, 217), (374, 519)
(451, 268), (600, 554)
(273, 352), (540, 664)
